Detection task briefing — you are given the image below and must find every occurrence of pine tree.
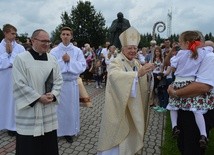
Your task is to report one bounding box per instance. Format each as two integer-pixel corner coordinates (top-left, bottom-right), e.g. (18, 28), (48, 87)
(51, 0), (108, 48)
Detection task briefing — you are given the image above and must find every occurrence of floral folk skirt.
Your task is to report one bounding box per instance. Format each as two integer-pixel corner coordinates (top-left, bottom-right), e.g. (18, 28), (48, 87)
(167, 80), (214, 112)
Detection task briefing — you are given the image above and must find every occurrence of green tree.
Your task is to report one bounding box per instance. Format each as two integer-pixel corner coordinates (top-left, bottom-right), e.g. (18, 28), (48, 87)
(51, 11), (71, 45)
(51, 0), (108, 48)
(205, 34), (210, 40)
(205, 32), (214, 41)
(18, 33), (28, 43)
(0, 29), (4, 41)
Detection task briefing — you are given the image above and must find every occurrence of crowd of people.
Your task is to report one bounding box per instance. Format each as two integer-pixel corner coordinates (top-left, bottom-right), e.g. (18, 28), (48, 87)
(0, 23), (214, 155)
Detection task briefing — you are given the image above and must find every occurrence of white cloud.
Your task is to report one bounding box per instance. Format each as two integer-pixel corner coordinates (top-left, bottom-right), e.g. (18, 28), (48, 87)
(0, 0), (213, 38)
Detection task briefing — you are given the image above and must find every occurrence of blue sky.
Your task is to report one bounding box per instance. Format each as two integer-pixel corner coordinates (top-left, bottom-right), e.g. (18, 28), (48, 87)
(0, 0), (213, 38)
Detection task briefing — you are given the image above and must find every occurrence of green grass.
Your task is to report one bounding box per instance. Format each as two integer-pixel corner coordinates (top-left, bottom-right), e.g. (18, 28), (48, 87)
(161, 112), (214, 155)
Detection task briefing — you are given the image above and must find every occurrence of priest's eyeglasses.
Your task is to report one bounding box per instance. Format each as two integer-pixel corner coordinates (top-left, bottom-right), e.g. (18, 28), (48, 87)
(34, 38), (51, 45)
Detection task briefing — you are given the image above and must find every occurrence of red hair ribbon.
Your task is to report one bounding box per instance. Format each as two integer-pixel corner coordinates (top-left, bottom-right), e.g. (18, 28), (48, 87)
(188, 41), (201, 52)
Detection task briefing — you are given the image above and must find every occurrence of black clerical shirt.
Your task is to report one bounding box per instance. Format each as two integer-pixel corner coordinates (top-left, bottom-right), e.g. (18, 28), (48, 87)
(29, 48), (48, 61)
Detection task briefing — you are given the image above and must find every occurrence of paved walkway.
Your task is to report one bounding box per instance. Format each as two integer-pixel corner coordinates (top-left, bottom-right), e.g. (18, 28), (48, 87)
(0, 83), (166, 155)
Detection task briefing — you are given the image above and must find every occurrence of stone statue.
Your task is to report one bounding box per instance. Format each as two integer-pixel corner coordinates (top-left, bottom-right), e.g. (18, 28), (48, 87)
(109, 12), (131, 49)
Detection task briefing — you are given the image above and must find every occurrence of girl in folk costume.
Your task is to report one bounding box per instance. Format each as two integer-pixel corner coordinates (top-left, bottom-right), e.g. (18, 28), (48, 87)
(166, 30), (214, 148)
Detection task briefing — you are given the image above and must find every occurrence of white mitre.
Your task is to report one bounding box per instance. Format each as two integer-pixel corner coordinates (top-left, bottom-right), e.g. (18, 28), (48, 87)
(119, 26), (141, 46)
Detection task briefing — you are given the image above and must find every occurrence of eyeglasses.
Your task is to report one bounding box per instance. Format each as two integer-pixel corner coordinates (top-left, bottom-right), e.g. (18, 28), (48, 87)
(34, 38), (51, 45)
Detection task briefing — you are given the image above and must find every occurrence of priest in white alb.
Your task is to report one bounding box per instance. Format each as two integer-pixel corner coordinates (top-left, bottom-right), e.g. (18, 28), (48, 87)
(13, 29), (63, 155)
